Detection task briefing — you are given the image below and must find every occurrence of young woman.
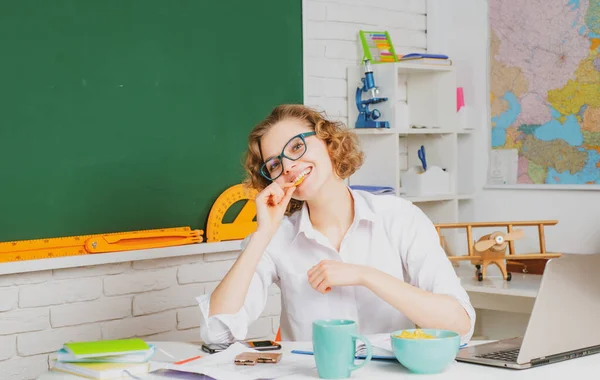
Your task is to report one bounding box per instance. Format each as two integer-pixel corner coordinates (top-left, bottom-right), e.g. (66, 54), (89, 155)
(197, 104), (475, 345)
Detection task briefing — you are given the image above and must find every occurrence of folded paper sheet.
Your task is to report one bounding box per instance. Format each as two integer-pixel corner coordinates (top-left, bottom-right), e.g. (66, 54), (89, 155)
(162, 343), (317, 380)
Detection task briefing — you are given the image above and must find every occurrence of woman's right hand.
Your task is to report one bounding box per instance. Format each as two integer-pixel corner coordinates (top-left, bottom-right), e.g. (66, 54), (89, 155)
(255, 182), (296, 237)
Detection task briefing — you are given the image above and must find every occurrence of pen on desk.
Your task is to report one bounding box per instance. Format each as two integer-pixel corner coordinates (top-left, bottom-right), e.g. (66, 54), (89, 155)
(291, 350), (314, 356)
(174, 355), (203, 365)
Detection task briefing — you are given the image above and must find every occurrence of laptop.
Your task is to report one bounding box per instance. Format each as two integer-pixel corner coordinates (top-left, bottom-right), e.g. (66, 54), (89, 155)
(456, 252), (600, 369)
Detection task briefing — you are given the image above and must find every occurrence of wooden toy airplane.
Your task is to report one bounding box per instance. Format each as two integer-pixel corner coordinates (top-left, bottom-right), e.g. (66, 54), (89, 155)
(434, 220), (561, 281)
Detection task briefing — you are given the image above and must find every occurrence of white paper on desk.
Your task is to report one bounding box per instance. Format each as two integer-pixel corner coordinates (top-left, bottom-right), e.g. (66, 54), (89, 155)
(164, 342), (316, 380)
(356, 333), (394, 358)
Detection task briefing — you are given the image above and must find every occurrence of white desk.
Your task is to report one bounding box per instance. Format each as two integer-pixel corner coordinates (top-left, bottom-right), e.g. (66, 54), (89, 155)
(38, 340), (599, 379)
(456, 264), (541, 340)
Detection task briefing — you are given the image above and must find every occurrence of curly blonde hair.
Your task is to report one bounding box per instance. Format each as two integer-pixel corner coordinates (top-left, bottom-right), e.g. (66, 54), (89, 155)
(243, 104), (364, 215)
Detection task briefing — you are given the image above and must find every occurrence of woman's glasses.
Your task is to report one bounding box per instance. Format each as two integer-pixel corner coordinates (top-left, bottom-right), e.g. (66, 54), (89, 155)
(260, 132), (316, 181)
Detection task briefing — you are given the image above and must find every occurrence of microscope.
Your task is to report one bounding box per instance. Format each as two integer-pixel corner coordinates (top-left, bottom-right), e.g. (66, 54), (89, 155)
(355, 59), (389, 128)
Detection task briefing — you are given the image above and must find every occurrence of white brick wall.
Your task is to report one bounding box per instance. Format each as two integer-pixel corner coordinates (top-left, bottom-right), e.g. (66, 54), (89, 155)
(103, 267), (177, 296)
(132, 284), (204, 316)
(0, 3), (427, 378)
(177, 260), (234, 284)
(19, 277), (103, 308)
(17, 325), (102, 356)
(102, 311), (177, 340)
(0, 309), (49, 335)
(303, 0), (427, 127)
(0, 254), (284, 380)
(0, 288), (18, 312)
(0, 255), (240, 379)
(0, 336), (16, 361)
(0, 270), (52, 286)
(177, 307), (201, 330)
(51, 297), (132, 328)
(132, 254), (205, 270)
(52, 262), (131, 279)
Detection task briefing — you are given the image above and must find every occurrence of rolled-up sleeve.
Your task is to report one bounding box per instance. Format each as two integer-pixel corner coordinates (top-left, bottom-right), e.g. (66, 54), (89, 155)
(400, 205), (476, 345)
(197, 234), (278, 344)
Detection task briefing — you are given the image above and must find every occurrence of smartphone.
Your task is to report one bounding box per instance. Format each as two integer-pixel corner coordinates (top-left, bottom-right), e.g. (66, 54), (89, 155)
(242, 340), (282, 351)
(201, 342), (231, 354)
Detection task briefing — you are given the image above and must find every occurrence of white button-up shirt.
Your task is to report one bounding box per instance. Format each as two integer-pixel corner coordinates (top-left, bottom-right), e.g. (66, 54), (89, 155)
(197, 189), (476, 345)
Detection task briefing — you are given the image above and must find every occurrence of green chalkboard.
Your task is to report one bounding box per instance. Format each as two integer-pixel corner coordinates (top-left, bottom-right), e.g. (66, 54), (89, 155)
(0, 0), (303, 242)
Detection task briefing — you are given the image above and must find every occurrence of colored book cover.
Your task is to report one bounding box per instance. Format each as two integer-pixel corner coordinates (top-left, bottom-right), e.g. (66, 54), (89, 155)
(64, 338), (150, 358)
(57, 344), (155, 363)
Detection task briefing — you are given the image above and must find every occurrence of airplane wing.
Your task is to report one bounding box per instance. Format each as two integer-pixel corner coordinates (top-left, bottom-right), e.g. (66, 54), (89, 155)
(447, 255), (482, 261)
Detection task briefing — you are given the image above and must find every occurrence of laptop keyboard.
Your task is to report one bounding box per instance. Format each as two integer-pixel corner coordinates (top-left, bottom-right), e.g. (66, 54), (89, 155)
(476, 348), (520, 362)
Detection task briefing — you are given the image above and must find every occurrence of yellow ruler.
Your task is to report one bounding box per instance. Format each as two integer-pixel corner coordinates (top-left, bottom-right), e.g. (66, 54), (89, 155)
(206, 183), (258, 242)
(0, 227), (203, 263)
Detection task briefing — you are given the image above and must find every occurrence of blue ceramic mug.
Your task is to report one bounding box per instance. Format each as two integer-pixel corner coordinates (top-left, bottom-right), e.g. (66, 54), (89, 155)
(312, 319), (373, 379)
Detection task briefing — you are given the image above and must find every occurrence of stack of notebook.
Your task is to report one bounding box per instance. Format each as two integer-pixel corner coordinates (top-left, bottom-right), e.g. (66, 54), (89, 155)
(51, 338), (155, 379)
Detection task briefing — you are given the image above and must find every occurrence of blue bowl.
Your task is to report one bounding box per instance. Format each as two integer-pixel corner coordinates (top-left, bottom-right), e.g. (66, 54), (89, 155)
(390, 329), (460, 374)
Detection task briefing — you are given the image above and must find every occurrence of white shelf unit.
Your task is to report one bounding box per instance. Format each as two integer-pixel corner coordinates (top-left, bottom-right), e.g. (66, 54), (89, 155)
(346, 61), (476, 225)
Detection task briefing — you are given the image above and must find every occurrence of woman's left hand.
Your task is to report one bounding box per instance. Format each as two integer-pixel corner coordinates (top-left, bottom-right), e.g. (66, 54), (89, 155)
(307, 260), (366, 294)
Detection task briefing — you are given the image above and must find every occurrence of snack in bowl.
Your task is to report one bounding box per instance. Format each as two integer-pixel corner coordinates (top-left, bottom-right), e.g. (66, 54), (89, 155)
(390, 329), (460, 374)
(394, 329), (435, 339)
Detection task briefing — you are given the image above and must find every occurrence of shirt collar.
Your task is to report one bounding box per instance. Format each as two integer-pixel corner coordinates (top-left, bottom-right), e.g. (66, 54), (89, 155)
(292, 186), (378, 242)
(350, 187), (378, 223)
